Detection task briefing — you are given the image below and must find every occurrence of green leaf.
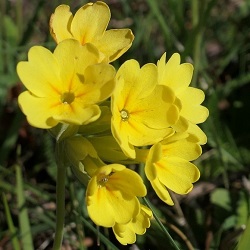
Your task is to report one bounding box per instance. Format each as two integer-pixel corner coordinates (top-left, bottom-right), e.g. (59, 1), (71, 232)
(237, 217), (250, 250)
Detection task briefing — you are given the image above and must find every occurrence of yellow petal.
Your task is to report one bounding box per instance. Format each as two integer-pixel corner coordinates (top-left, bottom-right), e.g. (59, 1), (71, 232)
(18, 91), (58, 129)
(130, 85), (177, 129)
(49, 5), (73, 43)
(155, 157), (200, 194)
(87, 187), (140, 227)
(71, 2), (110, 45)
(115, 59), (139, 90)
(161, 135), (202, 161)
(158, 53), (193, 92)
(128, 117), (174, 147)
(94, 29), (134, 62)
(111, 115), (136, 158)
(114, 60), (157, 107)
(172, 116), (189, 132)
(145, 143), (162, 181)
(178, 87), (209, 124)
(17, 46), (61, 97)
(52, 103), (101, 125)
(151, 178), (174, 205)
(108, 168), (147, 197)
(112, 204), (152, 245)
(130, 205), (152, 234)
(82, 63), (116, 103)
(113, 224), (135, 245)
(53, 40), (101, 88)
(187, 122), (208, 145)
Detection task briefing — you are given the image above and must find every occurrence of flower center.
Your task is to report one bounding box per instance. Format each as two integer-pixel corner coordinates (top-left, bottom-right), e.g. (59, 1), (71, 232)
(120, 109), (129, 121)
(61, 92), (75, 104)
(97, 172), (114, 187)
(97, 174), (109, 187)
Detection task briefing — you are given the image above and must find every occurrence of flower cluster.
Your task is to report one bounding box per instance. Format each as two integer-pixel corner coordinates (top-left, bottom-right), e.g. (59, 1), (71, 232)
(17, 1), (208, 246)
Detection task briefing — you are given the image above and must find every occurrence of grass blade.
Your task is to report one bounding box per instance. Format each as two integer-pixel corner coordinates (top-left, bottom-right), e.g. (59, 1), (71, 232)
(2, 193), (21, 250)
(16, 164), (34, 250)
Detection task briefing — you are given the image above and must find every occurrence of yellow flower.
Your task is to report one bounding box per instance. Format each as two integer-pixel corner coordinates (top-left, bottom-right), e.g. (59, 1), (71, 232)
(50, 1), (134, 62)
(112, 204), (152, 245)
(86, 164), (147, 227)
(145, 137), (200, 205)
(157, 53), (209, 144)
(17, 39), (116, 129)
(111, 59), (179, 159)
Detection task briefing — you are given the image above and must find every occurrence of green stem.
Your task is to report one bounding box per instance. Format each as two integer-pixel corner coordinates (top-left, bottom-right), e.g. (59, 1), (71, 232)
(143, 197), (181, 250)
(52, 142), (66, 250)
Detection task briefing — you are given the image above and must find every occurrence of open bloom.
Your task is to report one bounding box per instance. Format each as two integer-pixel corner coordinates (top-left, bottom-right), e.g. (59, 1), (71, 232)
(86, 164), (147, 227)
(157, 53), (209, 144)
(50, 1), (134, 62)
(17, 39), (115, 129)
(111, 59), (179, 158)
(145, 138), (200, 205)
(112, 204), (153, 245)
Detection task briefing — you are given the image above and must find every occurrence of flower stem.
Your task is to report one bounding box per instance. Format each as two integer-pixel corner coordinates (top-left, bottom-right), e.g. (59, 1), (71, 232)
(143, 197), (181, 250)
(52, 142), (66, 250)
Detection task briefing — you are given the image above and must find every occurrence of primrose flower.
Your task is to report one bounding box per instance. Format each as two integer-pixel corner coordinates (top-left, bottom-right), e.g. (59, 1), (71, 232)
(112, 204), (153, 245)
(86, 164), (147, 227)
(17, 39), (115, 129)
(111, 59), (179, 159)
(50, 1), (134, 62)
(145, 140), (200, 205)
(157, 53), (209, 144)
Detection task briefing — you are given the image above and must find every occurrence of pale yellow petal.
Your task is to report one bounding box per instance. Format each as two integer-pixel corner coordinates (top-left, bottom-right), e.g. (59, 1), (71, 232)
(187, 122), (208, 145)
(155, 157), (200, 194)
(82, 63), (116, 103)
(114, 60), (142, 107)
(151, 178), (174, 205)
(18, 91), (58, 129)
(111, 115), (136, 158)
(130, 206), (152, 234)
(86, 186), (116, 227)
(172, 116), (189, 132)
(71, 2), (110, 44)
(145, 143), (162, 181)
(161, 137), (202, 161)
(53, 40), (101, 90)
(114, 61), (159, 108)
(87, 187), (140, 227)
(127, 116), (174, 146)
(108, 168), (147, 197)
(159, 53), (193, 92)
(157, 52), (167, 83)
(52, 103), (101, 125)
(94, 29), (134, 62)
(130, 85), (177, 129)
(113, 224), (135, 245)
(178, 87), (209, 124)
(17, 46), (61, 97)
(49, 5), (73, 43)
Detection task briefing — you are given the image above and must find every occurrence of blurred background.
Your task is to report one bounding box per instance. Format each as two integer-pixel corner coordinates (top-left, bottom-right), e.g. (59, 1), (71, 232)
(0, 0), (250, 249)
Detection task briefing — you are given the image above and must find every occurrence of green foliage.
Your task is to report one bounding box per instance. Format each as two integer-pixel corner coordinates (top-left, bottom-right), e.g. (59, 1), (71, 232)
(0, 0), (250, 249)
